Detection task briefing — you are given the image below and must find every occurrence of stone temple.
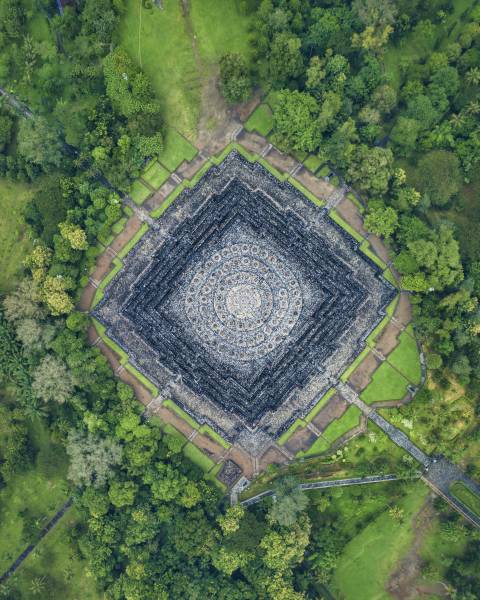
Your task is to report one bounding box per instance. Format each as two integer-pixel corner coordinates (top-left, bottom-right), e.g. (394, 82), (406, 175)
(94, 151), (395, 455)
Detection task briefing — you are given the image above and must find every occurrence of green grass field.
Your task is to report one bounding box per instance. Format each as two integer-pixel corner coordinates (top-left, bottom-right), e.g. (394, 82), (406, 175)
(0, 420), (69, 573)
(299, 406), (362, 457)
(129, 180), (151, 205)
(142, 161), (170, 189)
(7, 506), (102, 600)
(118, 0), (252, 140)
(158, 128), (198, 172)
(0, 178), (38, 293)
(332, 482), (428, 600)
(189, 0), (252, 66)
(183, 442), (216, 473)
(117, 0), (200, 138)
(387, 331), (422, 385)
(361, 362), (410, 404)
(244, 104), (274, 136)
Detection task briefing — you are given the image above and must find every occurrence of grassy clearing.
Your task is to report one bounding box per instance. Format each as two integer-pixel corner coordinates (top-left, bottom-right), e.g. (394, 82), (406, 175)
(387, 331), (421, 385)
(163, 399), (199, 430)
(303, 154), (324, 173)
(244, 104), (274, 136)
(361, 362), (410, 404)
(117, 0), (200, 138)
(331, 482), (428, 600)
(0, 178), (38, 293)
(451, 481), (480, 517)
(190, 0), (252, 66)
(298, 406), (362, 458)
(142, 161), (170, 189)
(158, 128), (198, 172)
(0, 419), (69, 574)
(129, 180), (151, 205)
(183, 442), (215, 473)
(8, 506), (102, 600)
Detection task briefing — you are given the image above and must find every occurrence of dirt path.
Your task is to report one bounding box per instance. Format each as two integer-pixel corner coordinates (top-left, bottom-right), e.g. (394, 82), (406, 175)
(386, 495), (438, 600)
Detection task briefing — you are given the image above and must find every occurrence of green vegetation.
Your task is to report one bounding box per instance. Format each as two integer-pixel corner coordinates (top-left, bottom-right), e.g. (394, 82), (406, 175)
(388, 331), (422, 385)
(244, 104), (274, 136)
(298, 406), (362, 457)
(0, 419), (68, 573)
(117, 0), (200, 138)
(158, 128), (198, 172)
(183, 442), (216, 473)
(331, 483), (428, 600)
(7, 507), (102, 600)
(129, 180), (151, 205)
(142, 161), (170, 189)
(451, 481), (480, 517)
(0, 178), (36, 293)
(303, 154), (324, 173)
(361, 362), (410, 404)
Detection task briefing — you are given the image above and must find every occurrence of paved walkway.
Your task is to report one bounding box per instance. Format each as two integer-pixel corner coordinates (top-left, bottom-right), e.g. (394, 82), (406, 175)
(337, 382), (480, 528)
(240, 474), (398, 506)
(0, 498), (73, 583)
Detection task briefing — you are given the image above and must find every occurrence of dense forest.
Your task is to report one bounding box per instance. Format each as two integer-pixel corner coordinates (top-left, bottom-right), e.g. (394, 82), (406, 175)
(0, 0), (479, 598)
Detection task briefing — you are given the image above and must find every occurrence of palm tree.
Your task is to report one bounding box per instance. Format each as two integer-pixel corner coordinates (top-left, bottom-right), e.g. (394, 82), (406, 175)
(449, 112), (465, 128)
(465, 67), (480, 86)
(29, 577), (47, 596)
(466, 100), (480, 115)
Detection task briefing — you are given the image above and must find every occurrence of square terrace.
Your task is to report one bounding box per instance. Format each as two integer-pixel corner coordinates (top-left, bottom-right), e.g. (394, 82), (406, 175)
(94, 151), (395, 455)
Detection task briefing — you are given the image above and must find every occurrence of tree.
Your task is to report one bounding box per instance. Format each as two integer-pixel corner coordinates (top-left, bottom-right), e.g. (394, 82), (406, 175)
(347, 145), (394, 195)
(426, 353), (443, 370)
(218, 504), (245, 535)
(32, 354), (74, 404)
(59, 222), (88, 250)
(372, 84), (397, 114)
(42, 275), (74, 316)
(219, 53), (251, 104)
(108, 480), (138, 508)
(416, 150), (462, 207)
(268, 476), (309, 527)
(260, 514), (311, 571)
(273, 90), (322, 152)
(267, 32), (303, 87)
(66, 430), (122, 488)
(0, 0), (26, 39)
(17, 117), (64, 173)
(364, 201), (398, 238)
(390, 117), (420, 156)
(14, 318), (43, 350)
(3, 278), (44, 322)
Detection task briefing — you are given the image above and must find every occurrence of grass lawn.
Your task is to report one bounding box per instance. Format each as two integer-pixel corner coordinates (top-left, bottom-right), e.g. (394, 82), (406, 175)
(0, 178), (38, 293)
(331, 482), (428, 600)
(183, 442), (215, 473)
(129, 180), (151, 205)
(7, 506), (102, 600)
(158, 128), (198, 172)
(299, 406), (362, 457)
(0, 419), (69, 574)
(303, 154), (324, 173)
(361, 362), (410, 404)
(117, 0), (200, 138)
(244, 104), (274, 137)
(142, 161), (170, 189)
(387, 331), (421, 385)
(189, 0), (252, 66)
(450, 481), (480, 517)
